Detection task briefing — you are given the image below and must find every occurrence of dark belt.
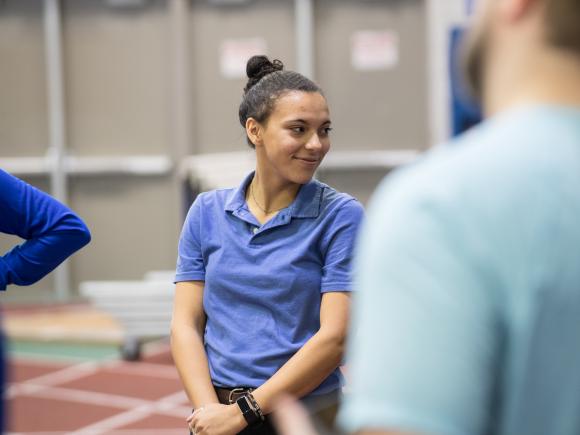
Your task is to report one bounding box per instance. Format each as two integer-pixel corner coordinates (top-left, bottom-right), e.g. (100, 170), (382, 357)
(214, 386), (255, 405)
(213, 386), (340, 431)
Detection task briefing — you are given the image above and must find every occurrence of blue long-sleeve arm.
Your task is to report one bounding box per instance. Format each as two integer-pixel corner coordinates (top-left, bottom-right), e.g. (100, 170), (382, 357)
(0, 169), (91, 290)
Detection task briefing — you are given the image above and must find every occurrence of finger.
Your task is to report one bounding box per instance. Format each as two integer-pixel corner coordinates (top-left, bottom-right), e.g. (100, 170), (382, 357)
(192, 415), (200, 428)
(273, 395), (319, 435)
(187, 406), (204, 425)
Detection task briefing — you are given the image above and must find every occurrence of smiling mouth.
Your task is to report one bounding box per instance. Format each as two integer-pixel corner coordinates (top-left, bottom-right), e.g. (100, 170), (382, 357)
(294, 157), (320, 164)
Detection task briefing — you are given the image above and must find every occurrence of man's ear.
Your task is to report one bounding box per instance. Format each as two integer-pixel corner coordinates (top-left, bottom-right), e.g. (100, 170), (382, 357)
(499, 0), (537, 22)
(246, 118), (263, 147)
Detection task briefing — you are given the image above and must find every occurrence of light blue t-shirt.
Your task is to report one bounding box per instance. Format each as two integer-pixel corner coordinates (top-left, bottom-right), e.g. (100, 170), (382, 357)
(175, 172), (364, 395)
(339, 105), (580, 435)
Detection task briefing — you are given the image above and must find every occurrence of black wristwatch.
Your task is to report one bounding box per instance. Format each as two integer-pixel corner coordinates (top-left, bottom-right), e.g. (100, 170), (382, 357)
(236, 395), (261, 427)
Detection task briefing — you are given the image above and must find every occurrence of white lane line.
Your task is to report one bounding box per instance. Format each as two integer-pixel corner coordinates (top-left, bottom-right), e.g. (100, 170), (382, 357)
(19, 385), (154, 410)
(103, 361), (179, 379)
(155, 390), (190, 411)
(71, 406), (163, 435)
(10, 383), (191, 417)
(8, 350), (191, 433)
(7, 361), (99, 398)
(157, 390), (188, 403)
(69, 390), (192, 435)
(8, 358), (188, 410)
(7, 352), (179, 398)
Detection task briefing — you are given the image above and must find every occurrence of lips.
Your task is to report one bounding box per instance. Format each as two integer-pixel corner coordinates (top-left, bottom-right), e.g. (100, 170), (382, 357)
(294, 156), (320, 164)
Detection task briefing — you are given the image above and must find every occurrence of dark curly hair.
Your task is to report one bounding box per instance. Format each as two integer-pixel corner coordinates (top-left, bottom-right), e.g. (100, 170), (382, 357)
(238, 55), (323, 148)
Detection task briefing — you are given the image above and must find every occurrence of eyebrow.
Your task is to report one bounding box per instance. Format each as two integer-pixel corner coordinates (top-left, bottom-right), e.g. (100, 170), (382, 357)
(286, 118), (332, 125)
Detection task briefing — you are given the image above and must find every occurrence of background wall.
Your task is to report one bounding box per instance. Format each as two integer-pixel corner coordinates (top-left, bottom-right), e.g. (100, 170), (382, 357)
(315, 0), (427, 151)
(0, 0), (428, 303)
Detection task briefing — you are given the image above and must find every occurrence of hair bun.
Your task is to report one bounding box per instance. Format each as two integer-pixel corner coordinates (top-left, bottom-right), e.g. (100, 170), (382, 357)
(244, 55), (284, 93)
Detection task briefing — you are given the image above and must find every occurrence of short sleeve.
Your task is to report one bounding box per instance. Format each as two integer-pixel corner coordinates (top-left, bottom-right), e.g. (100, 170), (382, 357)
(175, 195), (206, 282)
(338, 176), (501, 435)
(320, 199), (365, 293)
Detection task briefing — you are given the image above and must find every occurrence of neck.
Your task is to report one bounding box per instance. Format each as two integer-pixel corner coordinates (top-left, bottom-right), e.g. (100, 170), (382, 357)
(485, 46), (580, 116)
(248, 171), (300, 215)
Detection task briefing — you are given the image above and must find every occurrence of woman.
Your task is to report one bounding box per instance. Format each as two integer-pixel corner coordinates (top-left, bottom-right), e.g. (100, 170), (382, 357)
(171, 55), (364, 435)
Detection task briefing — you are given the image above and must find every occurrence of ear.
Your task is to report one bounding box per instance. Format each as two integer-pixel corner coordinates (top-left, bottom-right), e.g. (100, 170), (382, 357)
(499, 0), (536, 22)
(245, 118), (263, 147)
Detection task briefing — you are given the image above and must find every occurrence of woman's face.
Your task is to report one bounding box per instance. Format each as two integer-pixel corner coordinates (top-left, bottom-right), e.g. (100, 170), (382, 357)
(251, 90), (331, 185)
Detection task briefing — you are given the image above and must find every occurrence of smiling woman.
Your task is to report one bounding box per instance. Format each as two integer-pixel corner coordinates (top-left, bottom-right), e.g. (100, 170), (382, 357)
(170, 55), (365, 435)
(240, 56), (332, 214)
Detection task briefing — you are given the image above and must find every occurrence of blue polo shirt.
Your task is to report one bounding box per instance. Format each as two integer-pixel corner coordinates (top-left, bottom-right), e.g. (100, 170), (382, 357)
(175, 172), (364, 395)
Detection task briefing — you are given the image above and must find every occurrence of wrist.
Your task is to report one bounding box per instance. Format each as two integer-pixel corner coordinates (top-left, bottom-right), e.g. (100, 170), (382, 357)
(229, 403), (248, 431)
(251, 389), (270, 415)
(235, 393), (265, 428)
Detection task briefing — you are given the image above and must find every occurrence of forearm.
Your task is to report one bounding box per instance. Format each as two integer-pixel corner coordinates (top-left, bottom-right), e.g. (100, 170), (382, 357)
(1, 229), (90, 288)
(170, 323), (219, 408)
(253, 329), (344, 414)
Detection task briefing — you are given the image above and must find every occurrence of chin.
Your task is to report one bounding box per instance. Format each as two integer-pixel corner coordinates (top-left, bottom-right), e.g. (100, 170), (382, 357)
(289, 170), (315, 185)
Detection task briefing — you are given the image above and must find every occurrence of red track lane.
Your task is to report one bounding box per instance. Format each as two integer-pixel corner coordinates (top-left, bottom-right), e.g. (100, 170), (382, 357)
(5, 343), (191, 434)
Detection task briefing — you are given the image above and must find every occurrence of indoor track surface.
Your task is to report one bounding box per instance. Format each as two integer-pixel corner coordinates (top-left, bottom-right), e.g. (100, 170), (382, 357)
(6, 341), (190, 434)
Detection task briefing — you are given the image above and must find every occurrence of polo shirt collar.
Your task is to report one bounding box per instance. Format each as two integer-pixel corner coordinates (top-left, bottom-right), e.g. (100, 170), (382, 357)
(290, 178), (322, 218)
(224, 172), (253, 213)
(224, 171), (322, 218)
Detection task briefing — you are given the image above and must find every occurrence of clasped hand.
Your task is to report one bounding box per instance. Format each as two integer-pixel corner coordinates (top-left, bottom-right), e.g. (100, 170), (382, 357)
(187, 403), (247, 435)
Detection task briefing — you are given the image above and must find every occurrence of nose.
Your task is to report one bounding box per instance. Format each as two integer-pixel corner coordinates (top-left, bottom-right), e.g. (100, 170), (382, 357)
(305, 133), (322, 151)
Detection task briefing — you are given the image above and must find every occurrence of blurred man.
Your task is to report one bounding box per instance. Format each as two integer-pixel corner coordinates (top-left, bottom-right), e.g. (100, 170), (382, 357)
(0, 168), (91, 429)
(276, 0), (580, 434)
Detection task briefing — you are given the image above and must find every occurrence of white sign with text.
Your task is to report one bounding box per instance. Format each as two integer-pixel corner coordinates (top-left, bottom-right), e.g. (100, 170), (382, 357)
(220, 38), (268, 79)
(351, 30), (399, 71)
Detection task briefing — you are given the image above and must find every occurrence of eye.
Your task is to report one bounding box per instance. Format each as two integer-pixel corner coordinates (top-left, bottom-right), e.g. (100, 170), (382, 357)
(321, 127), (333, 136)
(290, 126), (305, 134)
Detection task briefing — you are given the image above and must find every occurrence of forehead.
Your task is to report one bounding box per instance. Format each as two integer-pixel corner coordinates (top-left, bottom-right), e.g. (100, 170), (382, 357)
(270, 91), (329, 121)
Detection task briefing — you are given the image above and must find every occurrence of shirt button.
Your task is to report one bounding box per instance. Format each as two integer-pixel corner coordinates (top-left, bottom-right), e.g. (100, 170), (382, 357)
(252, 227), (258, 234)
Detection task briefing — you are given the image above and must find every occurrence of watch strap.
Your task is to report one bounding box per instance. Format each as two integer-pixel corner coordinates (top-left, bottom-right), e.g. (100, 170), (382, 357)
(236, 395), (261, 427)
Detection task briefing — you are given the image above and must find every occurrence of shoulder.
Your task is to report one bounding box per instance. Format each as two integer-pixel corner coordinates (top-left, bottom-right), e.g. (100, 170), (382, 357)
(373, 106), (579, 221)
(315, 180), (364, 219)
(186, 188), (235, 215)
(193, 188), (233, 205)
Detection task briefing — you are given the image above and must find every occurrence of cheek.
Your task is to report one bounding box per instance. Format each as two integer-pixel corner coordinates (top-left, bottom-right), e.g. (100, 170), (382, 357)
(278, 137), (304, 155)
(264, 141), (296, 166)
(321, 138), (331, 155)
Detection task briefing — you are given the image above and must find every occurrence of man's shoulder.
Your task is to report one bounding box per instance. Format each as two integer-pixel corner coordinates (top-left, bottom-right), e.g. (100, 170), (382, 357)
(370, 105), (580, 234)
(379, 108), (560, 207)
